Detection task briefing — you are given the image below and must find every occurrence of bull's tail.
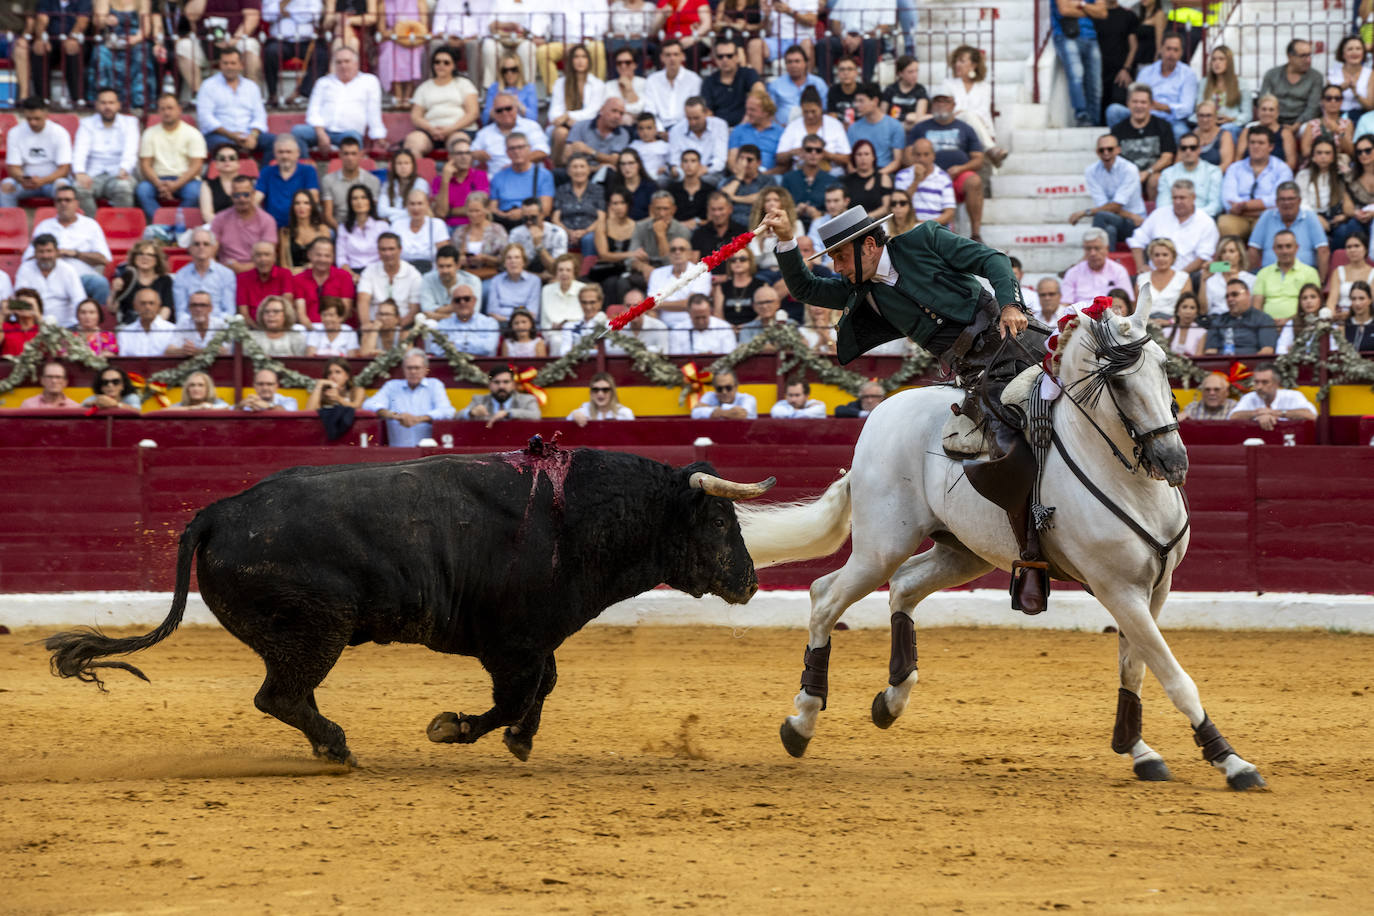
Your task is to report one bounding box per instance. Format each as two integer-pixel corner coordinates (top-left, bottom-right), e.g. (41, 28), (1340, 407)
(45, 512), (210, 691)
(735, 473), (852, 569)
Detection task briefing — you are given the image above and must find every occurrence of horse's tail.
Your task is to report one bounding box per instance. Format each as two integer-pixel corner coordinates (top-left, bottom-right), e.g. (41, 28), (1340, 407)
(44, 512), (209, 691)
(735, 472), (852, 569)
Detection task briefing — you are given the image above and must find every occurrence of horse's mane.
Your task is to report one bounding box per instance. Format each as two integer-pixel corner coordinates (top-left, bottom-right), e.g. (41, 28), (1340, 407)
(1048, 310), (1149, 406)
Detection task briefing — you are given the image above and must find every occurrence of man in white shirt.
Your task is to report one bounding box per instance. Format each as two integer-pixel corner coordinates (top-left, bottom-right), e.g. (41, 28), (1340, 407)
(1, 97), (73, 207)
(117, 287), (180, 356)
(170, 292), (230, 355)
(1068, 134), (1146, 251)
(649, 238), (714, 328)
(1128, 179), (1219, 274)
(72, 88), (139, 216)
(363, 350), (458, 446)
(604, 290), (670, 354)
(292, 47), (386, 155)
(690, 369), (758, 418)
(471, 95), (550, 174)
(197, 47), (274, 158)
(1230, 366), (1317, 429)
(769, 379), (827, 418)
(14, 234), (85, 326)
(23, 185), (113, 303)
(667, 98), (729, 178)
(671, 295), (739, 355)
(356, 233), (424, 325)
(557, 284), (608, 356)
(645, 41), (703, 133)
(430, 284), (501, 356)
(238, 368), (300, 412)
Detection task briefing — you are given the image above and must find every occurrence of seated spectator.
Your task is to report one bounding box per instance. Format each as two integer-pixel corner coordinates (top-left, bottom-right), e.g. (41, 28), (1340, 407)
(252, 297), (308, 357)
(321, 138), (382, 229)
(817, 0), (883, 83)
(84, 366), (141, 411)
(549, 44), (608, 166)
(491, 135), (555, 230)
(883, 56), (930, 129)
(135, 94), (206, 220)
(376, 150), (428, 223)
(17, 234), (89, 328)
(841, 140), (894, 221)
(1231, 365), (1318, 429)
(1298, 83), (1355, 163)
(568, 372), (635, 425)
(212, 177), (279, 274)
(390, 189), (450, 274)
(720, 143), (777, 226)
(603, 49), (650, 126)
(355, 233), (423, 326)
(940, 45), (1006, 166)
(501, 307), (548, 358)
(1047, 0), (1101, 128)
(690, 369), (756, 418)
(848, 83), (906, 176)
(768, 44), (827, 124)
(644, 41), (703, 134)
(174, 371), (231, 410)
(480, 54), (538, 125)
(201, 145), (246, 223)
(1061, 228), (1133, 303)
(170, 292), (229, 356)
(1161, 291), (1207, 356)
(716, 246), (766, 326)
(509, 199), (570, 279)
(472, 92), (550, 174)
(293, 46), (386, 155)
(630, 191), (693, 279)
(1277, 282), (1336, 354)
(1252, 230), (1321, 322)
(0, 288), (43, 356)
(1345, 280), (1374, 350)
(305, 300), (362, 357)
(173, 229), (237, 321)
(1248, 181), (1330, 278)
(1259, 39), (1324, 129)
(729, 89), (784, 174)
(1201, 235), (1256, 314)
(431, 285), (500, 356)
(292, 238), (358, 326)
(1159, 132), (1224, 217)
(458, 365), (542, 422)
(557, 284), (609, 355)
(117, 287), (179, 357)
(336, 186), (388, 274)
(420, 245), (484, 318)
(904, 93), (985, 238)
(770, 378), (826, 419)
(589, 189), (641, 299)
(630, 112), (672, 183)
(263, 0), (330, 107)
(1327, 232), (1372, 316)
(1, 97), (73, 208)
(197, 47), (273, 158)
(24, 185), (112, 303)
(745, 186), (800, 279)
(255, 135), (321, 230)
(541, 254), (588, 331)
(565, 98), (631, 181)
(403, 45), (480, 159)
(777, 88), (850, 175)
(667, 98), (729, 179)
(671, 294), (739, 354)
(1129, 180), (1218, 277)
(738, 286), (795, 346)
(1190, 101), (1236, 172)
(608, 148), (656, 222)
(782, 134), (840, 226)
(452, 193), (509, 280)
(1239, 95), (1300, 171)
(604, 290), (671, 354)
(1069, 134), (1144, 250)
(800, 302), (838, 355)
(1109, 33), (1195, 140)
(693, 192), (749, 281)
(1204, 280), (1279, 354)
(835, 380), (885, 417)
(72, 87), (139, 216)
(1297, 139), (1354, 241)
(237, 368), (299, 412)
(1035, 277), (1065, 325)
(1180, 372), (1238, 420)
(365, 349), (459, 445)
(306, 357), (368, 412)
(827, 57), (862, 125)
(701, 37), (763, 128)
(1010, 256), (1039, 315)
(486, 244), (543, 323)
(651, 240), (714, 327)
(555, 156), (608, 257)
(805, 185), (851, 267)
(361, 299), (408, 357)
(112, 239), (175, 324)
(900, 139), (957, 228)
(1218, 129), (1294, 242)
(1109, 84), (1176, 201)
(73, 299), (118, 356)
(433, 139), (490, 229)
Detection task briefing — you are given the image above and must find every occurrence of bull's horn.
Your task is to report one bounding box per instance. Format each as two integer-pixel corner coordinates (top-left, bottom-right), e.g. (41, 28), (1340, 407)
(689, 472), (777, 500)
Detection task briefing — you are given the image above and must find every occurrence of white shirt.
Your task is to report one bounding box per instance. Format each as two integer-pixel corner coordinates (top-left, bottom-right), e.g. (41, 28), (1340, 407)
(173, 314), (229, 353)
(690, 389), (758, 418)
(1126, 207), (1220, 268)
(605, 314), (670, 354)
(24, 215), (112, 279)
(388, 214), (449, 263)
(14, 259), (86, 326)
(472, 117), (550, 174)
(4, 120), (72, 177)
(567, 401), (635, 421)
(1234, 389), (1316, 414)
(548, 75), (607, 124)
(604, 75), (651, 122)
(558, 311), (609, 356)
(356, 261), (424, 321)
(648, 264), (715, 329)
(305, 327), (361, 356)
(670, 316), (738, 355)
(778, 115), (851, 162)
(429, 0), (486, 37)
(770, 397), (827, 418)
(666, 115), (729, 175)
(306, 72), (387, 141)
(117, 317), (179, 356)
(378, 181), (430, 221)
(540, 281), (587, 330)
(73, 112), (140, 177)
(262, 0), (323, 40)
(0, 268), (12, 302)
(645, 68), (704, 131)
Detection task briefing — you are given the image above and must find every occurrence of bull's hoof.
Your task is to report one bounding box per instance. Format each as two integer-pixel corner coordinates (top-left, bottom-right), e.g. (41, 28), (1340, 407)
(1227, 767), (1267, 791)
(427, 711), (476, 744)
(779, 720), (810, 758)
(312, 744), (358, 767)
(502, 728), (532, 762)
(871, 690), (898, 729)
(1133, 757), (1173, 782)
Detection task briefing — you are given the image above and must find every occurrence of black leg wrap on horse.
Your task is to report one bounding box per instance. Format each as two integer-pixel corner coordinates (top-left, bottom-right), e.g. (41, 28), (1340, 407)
(1111, 688), (1142, 754)
(1192, 714), (1235, 763)
(800, 640), (832, 711)
(888, 613), (918, 686)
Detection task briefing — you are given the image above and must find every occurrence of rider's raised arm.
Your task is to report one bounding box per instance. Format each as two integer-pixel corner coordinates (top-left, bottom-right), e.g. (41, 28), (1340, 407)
(776, 241), (851, 312)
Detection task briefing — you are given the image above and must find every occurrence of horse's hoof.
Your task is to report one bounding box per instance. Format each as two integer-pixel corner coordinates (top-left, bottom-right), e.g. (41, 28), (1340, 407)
(779, 720), (810, 758)
(427, 711), (472, 744)
(1227, 767), (1267, 791)
(871, 690), (898, 729)
(1133, 757), (1173, 782)
(503, 728), (532, 762)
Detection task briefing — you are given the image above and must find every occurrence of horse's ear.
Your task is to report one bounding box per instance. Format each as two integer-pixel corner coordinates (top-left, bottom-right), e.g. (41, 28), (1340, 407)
(1130, 284), (1152, 332)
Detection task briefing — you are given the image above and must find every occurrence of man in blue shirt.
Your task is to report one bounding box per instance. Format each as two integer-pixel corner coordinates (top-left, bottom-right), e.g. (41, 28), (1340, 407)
(1068, 133), (1146, 250)
(1247, 181), (1329, 277)
(196, 48), (274, 156)
(1218, 128), (1294, 242)
(363, 350), (457, 446)
(904, 94), (987, 240)
(489, 133), (555, 229)
(729, 91), (785, 174)
(1050, 0), (1104, 126)
(846, 82), (906, 174)
(1107, 32), (1197, 138)
(430, 284), (501, 356)
(767, 45), (828, 124)
(254, 134), (320, 228)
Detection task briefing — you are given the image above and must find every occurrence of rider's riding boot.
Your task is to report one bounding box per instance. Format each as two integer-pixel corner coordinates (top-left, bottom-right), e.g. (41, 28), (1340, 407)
(1008, 496), (1050, 615)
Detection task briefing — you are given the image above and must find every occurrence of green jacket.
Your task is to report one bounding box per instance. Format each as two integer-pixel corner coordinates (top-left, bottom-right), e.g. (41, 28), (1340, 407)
(777, 222), (1024, 364)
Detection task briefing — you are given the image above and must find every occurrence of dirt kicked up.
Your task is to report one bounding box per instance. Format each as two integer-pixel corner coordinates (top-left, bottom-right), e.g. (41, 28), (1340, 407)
(2, 624), (1371, 914)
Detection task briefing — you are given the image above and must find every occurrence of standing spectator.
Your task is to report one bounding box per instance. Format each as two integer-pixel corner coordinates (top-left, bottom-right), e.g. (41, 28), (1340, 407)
(1201, 46), (1245, 137)
(376, 0), (427, 107)
(255, 136), (321, 229)
(1203, 279), (1278, 354)
(555, 283), (609, 355)
(777, 89), (851, 174)
(769, 378), (826, 418)
(782, 134), (840, 225)
(767, 44), (826, 124)
(1128, 179), (1218, 275)
(23, 186), (112, 303)
(1218, 129), (1295, 241)
(472, 95), (550, 174)
(237, 242), (295, 324)
(540, 253), (587, 331)
(1230, 365), (1317, 428)
(457, 365), (541, 422)
(1109, 32), (1195, 139)
(1248, 181), (1330, 277)
(904, 93), (986, 239)
(172, 229), (238, 320)
(292, 46), (386, 155)
(1159, 132), (1224, 216)
(292, 238), (357, 325)
(1110, 83), (1176, 200)
(432, 284), (500, 356)
(510, 198), (569, 278)
(365, 349), (458, 445)
(568, 372), (634, 424)
(356, 233), (423, 324)
(672, 295), (739, 355)
(390, 189), (449, 273)
(1239, 95), (1299, 171)
(645, 40), (703, 133)
(1095, 0), (1139, 119)
(263, 0), (330, 106)
(320, 138), (382, 229)
(490, 136), (555, 229)
(211, 177), (278, 273)
(1259, 39), (1324, 128)
(1050, 0), (1105, 127)
(903, 140), (957, 228)
(846, 83), (904, 175)
(72, 87), (139, 216)
(170, 292), (229, 356)
(689, 368), (756, 416)
(196, 47), (273, 158)
(729, 90), (784, 173)
(237, 368), (299, 412)
(15, 235), (85, 326)
(111, 239), (175, 323)
(1061, 227), (1133, 302)
(667, 149), (710, 227)
(419, 245), (483, 317)
(882, 56), (929, 128)
(649, 238), (713, 326)
(278, 191), (332, 273)
(1179, 372), (1238, 420)
(135, 94), (206, 220)
(667, 98), (729, 178)
(1251, 230), (1321, 322)
(117, 287), (178, 357)
(433, 139), (490, 228)
(486, 244), (542, 322)
(1072, 134), (1145, 252)
(939, 45), (1007, 166)
(21, 361), (81, 409)
(1, 97), (73, 208)
(403, 46), (480, 159)
(702, 37), (763, 128)
(336, 185), (388, 274)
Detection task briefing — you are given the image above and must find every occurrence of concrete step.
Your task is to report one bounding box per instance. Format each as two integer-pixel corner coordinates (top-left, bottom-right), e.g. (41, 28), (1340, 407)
(992, 173), (1089, 197)
(998, 149), (1097, 173)
(1010, 127), (1105, 153)
(984, 242), (1082, 275)
(981, 194), (1089, 224)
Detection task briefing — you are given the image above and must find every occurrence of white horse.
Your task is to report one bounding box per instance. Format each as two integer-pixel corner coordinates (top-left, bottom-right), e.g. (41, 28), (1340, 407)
(737, 301), (1267, 790)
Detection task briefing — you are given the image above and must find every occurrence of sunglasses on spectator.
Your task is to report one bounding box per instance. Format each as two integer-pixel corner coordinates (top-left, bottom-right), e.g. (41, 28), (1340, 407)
(1178, 143), (1199, 151)
(1324, 93), (1343, 100)
(714, 384), (735, 391)
(590, 386), (613, 393)
(434, 59), (453, 66)
(803, 146), (823, 153)
(1097, 146), (1117, 153)
(232, 191), (253, 199)
(452, 295), (474, 302)
(1359, 146), (1374, 155)
(216, 154), (238, 162)
(617, 58), (636, 66)
(494, 105), (515, 113)
(501, 67), (520, 74)
(101, 377), (122, 386)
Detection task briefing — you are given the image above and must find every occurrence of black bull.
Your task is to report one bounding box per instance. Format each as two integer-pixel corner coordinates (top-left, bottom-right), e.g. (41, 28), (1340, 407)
(45, 441), (774, 765)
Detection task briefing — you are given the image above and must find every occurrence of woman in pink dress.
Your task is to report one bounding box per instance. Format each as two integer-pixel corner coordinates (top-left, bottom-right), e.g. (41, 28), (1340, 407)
(73, 299), (120, 356)
(378, 0), (429, 106)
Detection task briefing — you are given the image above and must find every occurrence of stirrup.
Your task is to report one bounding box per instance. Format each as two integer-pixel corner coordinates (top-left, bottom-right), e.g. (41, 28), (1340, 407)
(1009, 560), (1050, 615)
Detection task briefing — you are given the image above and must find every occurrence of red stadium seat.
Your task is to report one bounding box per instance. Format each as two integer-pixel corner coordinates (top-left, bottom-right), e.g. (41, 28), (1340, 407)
(167, 251), (192, 272)
(1108, 250), (1136, 275)
(97, 208), (147, 240)
(47, 113), (79, 139)
(0, 207), (27, 251)
(0, 113), (16, 156)
(267, 113), (298, 136)
(0, 251), (21, 278)
(579, 254), (597, 277)
(382, 110), (411, 143)
(31, 206), (56, 225)
(415, 156), (436, 182)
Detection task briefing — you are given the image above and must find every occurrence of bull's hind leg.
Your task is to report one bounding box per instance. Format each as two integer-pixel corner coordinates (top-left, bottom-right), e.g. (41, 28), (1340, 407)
(872, 543), (993, 729)
(427, 653), (547, 758)
(253, 634), (354, 765)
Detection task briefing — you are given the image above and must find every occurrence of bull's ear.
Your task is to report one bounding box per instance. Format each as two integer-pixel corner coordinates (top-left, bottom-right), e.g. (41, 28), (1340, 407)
(689, 472), (776, 500)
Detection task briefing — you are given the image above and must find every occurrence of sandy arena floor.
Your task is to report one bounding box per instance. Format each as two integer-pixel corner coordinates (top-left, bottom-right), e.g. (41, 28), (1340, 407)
(2, 623), (1372, 914)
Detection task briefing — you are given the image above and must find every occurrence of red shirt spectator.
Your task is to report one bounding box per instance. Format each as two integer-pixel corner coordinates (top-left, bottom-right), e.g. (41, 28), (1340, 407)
(291, 265), (357, 325)
(659, 0), (710, 41)
(238, 261), (296, 322)
(1, 322), (39, 356)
